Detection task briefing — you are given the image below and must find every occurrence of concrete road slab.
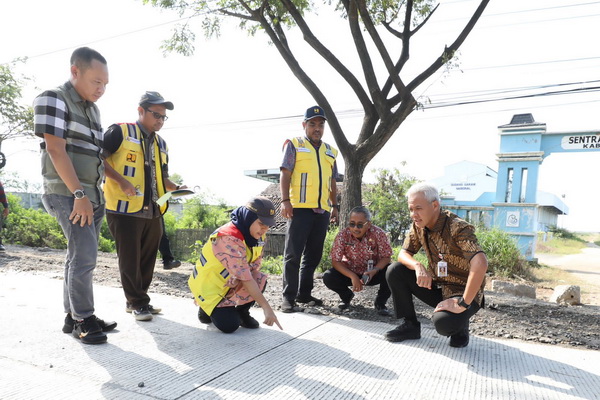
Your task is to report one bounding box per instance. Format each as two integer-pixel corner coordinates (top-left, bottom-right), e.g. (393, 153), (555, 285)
(0, 271), (598, 400)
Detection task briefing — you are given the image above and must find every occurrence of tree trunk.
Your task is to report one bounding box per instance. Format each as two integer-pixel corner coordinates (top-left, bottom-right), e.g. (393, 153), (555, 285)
(339, 158), (367, 227)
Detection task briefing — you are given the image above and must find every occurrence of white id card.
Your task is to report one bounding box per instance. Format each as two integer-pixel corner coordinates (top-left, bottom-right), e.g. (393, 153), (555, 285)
(437, 260), (448, 277)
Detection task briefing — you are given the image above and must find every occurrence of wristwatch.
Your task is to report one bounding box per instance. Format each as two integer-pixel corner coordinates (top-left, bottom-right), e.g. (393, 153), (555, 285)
(457, 297), (471, 309)
(73, 189), (86, 199)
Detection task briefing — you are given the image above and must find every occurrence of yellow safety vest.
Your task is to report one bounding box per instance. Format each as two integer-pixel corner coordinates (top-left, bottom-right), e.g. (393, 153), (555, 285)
(188, 223), (264, 315)
(289, 137), (338, 211)
(104, 123), (168, 214)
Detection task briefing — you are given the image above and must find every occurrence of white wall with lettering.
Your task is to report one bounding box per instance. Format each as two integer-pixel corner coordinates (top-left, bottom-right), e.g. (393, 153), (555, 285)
(428, 160), (498, 202)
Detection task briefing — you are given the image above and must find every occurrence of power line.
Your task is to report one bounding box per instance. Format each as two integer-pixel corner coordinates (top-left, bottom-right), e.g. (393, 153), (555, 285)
(422, 85), (600, 109)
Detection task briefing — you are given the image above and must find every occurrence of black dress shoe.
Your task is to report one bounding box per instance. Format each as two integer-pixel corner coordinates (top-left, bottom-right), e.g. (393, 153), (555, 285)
(163, 259), (182, 270)
(295, 295), (323, 306)
(384, 319), (421, 342)
(375, 304), (391, 316)
(449, 326), (470, 348)
(282, 297), (303, 313)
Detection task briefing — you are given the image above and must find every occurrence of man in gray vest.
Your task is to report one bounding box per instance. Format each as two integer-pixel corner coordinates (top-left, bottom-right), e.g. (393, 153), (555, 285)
(34, 47), (116, 345)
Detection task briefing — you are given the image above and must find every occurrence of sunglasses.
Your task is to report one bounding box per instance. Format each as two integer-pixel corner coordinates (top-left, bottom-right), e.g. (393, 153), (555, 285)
(348, 222), (367, 229)
(144, 108), (169, 121)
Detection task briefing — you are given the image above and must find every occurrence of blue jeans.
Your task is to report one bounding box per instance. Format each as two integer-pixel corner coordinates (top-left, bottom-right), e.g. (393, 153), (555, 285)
(282, 208), (330, 301)
(42, 194), (104, 320)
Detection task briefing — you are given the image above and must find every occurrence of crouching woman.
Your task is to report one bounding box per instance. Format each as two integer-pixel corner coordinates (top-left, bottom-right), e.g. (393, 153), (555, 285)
(188, 197), (283, 333)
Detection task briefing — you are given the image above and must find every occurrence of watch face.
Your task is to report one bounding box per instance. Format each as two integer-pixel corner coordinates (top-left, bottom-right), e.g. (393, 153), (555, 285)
(74, 190), (85, 199)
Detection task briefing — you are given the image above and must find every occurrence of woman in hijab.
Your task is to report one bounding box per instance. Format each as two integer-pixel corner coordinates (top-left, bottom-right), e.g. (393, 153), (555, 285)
(188, 196), (283, 333)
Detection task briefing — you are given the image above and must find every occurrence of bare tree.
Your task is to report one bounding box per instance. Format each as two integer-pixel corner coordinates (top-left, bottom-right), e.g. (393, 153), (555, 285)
(143, 0), (490, 217)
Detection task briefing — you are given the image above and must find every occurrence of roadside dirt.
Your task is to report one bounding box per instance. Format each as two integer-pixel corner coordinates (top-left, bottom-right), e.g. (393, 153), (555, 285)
(1, 243), (598, 350)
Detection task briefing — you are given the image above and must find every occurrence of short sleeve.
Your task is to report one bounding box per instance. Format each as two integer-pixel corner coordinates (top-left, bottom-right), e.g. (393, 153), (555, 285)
(280, 140), (296, 172)
(375, 229), (393, 258)
(102, 124), (124, 155)
(402, 225), (422, 255)
(33, 91), (68, 139)
(330, 230), (347, 262)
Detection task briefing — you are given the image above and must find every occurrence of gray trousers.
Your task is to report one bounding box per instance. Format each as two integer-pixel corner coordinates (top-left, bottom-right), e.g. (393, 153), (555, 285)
(42, 194), (104, 320)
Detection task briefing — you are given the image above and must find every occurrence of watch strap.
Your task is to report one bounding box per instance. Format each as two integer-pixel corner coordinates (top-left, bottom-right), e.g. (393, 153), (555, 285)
(458, 297), (471, 309)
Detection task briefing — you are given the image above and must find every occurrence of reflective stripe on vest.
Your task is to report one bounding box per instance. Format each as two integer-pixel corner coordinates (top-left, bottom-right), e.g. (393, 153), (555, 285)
(187, 224), (264, 315)
(104, 123), (168, 214)
(289, 136), (337, 210)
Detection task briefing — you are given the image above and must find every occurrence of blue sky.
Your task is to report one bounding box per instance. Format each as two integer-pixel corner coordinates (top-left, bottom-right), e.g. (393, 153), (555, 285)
(2, 0), (599, 231)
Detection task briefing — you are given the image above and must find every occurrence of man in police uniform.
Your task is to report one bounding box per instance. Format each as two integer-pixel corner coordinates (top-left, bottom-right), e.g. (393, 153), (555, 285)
(279, 106), (339, 312)
(103, 91), (184, 321)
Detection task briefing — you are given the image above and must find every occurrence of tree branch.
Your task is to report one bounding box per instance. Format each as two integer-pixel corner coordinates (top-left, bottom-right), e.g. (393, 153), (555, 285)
(247, 1), (353, 153)
(406, 0), (490, 92)
(354, 0), (408, 112)
(277, 0), (373, 118)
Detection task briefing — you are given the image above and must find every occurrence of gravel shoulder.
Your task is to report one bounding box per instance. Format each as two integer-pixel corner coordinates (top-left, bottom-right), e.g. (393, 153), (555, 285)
(1, 244), (598, 350)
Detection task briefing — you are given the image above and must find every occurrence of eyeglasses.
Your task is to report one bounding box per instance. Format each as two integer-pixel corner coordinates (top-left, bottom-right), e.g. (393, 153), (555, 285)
(144, 108), (169, 121)
(348, 222), (367, 229)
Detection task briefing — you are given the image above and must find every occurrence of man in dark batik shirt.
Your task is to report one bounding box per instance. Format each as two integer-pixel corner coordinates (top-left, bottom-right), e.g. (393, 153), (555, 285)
(384, 183), (488, 348)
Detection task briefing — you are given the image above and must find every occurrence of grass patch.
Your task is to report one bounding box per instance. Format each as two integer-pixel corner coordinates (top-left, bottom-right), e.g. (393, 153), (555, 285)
(576, 232), (600, 243)
(536, 236), (587, 255)
(529, 263), (581, 287)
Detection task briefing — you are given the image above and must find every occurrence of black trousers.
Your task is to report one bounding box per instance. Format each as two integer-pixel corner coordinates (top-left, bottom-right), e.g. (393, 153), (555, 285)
(282, 208), (330, 301)
(158, 217), (174, 262)
(386, 262), (480, 336)
(322, 266), (391, 306)
(209, 301), (254, 334)
(107, 213), (163, 309)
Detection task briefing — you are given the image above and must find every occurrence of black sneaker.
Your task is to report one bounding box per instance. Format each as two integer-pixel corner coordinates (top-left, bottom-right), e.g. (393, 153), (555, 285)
(72, 316), (107, 344)
(163, 259), (181, 270)
(295, 295), (323, 306)
(132, 306), (153, 321)
(198, 307), (212, 324)
(375, 304), (391, 317)
(237, 307), (260, 329)
(126, 304), (161, 314)
(384, 319), (421, 342)
(450, 324), (470, 348)
(62, 313), (117, 334)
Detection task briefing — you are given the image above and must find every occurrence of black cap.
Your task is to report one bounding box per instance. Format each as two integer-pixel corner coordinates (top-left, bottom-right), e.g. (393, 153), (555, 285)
(245, 197), (276, 227)
(139, 91), (174, 110)
(304, 106), (327, 121)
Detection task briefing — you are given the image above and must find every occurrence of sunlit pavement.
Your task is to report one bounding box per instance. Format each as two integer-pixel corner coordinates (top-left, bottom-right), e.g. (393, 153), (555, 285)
(0, 271), (598, 400)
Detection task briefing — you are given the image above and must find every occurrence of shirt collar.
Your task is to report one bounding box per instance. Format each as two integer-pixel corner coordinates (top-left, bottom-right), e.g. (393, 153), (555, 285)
(65, 81), (89, 107)
(136, 121), (155, 139)
(425, 210), (447, 234)
(305, 136), (321, 148)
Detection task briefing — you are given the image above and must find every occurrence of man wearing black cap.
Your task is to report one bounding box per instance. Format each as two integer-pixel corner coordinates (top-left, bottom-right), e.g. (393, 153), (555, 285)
(103, 91), (184, 321)
(279, 106), (339, 312)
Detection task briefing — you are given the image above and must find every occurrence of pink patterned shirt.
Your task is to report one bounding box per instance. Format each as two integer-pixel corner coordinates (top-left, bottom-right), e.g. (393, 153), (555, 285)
(212, 235), (267, 307)
(330, 225), (393, 275)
